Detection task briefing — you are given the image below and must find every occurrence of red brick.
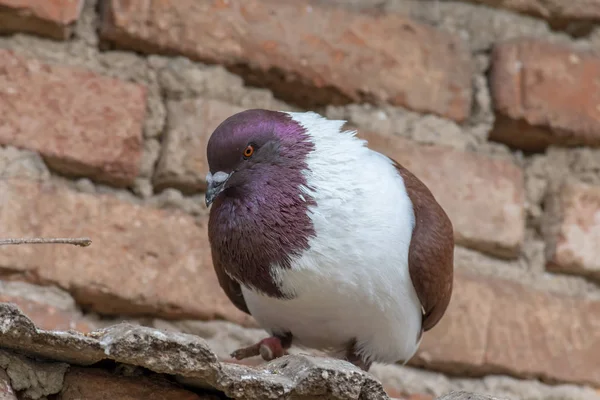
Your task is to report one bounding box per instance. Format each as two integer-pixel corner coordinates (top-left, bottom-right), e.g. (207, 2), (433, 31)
(412, 272), (600, 387)
(484, 277), (600, 385)
(100, 0), (473, 121)
(0, 49), (146, 187)
(0, 0), (83, 39)
(60, 367), (214, 400)
(0, 293), (95, 333)
(489, 38), (600, 151)
(464, 0), (600, 24)
(0, 180), (254, 327)
(359, 131), (525, 258)
(545, 181), (600, 282)
(154, 98), (244, 193)
(412, 274), (493, 369)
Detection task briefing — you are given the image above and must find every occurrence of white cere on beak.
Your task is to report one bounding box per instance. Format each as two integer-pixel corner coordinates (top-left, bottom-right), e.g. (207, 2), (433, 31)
(206, 171), (231, 185)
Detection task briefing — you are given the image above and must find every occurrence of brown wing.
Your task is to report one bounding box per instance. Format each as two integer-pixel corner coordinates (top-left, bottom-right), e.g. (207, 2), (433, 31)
(392, 159), (454, 333)
(211, 251), (251, 315)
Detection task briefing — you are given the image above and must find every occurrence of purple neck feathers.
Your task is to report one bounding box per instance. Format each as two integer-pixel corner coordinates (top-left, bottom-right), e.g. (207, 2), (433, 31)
(207, 113), (316, 298)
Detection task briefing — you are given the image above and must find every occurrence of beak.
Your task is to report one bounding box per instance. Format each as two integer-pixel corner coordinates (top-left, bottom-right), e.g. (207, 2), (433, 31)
(205, 171), (231, 207)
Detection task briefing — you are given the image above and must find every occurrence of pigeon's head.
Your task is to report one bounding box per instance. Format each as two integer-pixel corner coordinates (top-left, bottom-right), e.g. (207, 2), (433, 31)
(205, 109), (314, 207)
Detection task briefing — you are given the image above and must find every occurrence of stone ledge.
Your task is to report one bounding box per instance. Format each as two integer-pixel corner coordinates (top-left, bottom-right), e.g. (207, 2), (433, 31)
(0, 303), (386, 399)
(0, 303), (504, 400)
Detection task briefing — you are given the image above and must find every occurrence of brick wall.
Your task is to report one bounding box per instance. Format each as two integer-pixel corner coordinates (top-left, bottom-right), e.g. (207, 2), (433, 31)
(0, 0), (599, 399)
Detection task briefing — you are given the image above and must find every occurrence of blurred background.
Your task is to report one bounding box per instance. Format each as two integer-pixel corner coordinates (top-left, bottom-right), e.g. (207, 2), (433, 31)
(0, 0), (599, 399)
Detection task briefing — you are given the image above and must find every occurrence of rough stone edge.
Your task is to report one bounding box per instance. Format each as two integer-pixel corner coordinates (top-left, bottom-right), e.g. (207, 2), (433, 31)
(0, 349), (69, 399)
(0, 303), (391, 399)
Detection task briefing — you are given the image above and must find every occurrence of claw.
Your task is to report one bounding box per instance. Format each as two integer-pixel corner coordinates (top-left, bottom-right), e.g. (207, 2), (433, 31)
(230, 343), (261, 360)
(231, 335), (291, 362)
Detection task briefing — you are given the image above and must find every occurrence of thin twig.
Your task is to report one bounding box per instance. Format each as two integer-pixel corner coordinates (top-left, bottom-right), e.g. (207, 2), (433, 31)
(0, 238), (92, 247)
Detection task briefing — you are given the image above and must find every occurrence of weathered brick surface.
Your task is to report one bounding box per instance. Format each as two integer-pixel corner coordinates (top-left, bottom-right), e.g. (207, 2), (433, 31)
(413, 274), (493, 369)
(60, 368), (213, 400)
(464, 0), (600, 23)
(0, 293), (95, 333)
(545, 181), (600, 282)
(489, 39), (600, 151)
(0, 180), (254, 327)
(413, 272), (600, 387)
(483, 278), (600, 386)
(359, 131), (525, 258)
(100, 0), (473, 121)
(154, 99), (244, 193)
(0, 50), (146, 187)
(0, 0), (83, 39)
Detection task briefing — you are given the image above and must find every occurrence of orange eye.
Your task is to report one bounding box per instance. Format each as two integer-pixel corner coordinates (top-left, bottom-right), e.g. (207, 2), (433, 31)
(243, 144), (254, 158)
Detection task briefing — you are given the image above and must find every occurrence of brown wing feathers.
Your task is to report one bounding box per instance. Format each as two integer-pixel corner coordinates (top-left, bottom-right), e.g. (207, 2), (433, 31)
(393, 160), (454, 332)
(212, 251), (251, 315)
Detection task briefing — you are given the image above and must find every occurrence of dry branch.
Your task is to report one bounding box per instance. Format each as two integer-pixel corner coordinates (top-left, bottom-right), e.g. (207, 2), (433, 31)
(0, 237), (92, 247)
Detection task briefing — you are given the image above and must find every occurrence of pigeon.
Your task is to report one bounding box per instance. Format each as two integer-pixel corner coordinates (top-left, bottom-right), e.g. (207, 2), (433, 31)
(205, 109), (454, 371)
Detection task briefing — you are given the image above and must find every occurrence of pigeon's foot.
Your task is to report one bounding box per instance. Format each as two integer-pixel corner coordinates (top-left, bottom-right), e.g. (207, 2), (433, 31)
(230, 333), (292, 361)
(345, 339), (372, 372)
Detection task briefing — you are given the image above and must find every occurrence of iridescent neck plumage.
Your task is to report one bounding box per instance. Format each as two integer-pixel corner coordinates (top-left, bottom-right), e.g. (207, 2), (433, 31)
(207, 114), (316, 298)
